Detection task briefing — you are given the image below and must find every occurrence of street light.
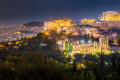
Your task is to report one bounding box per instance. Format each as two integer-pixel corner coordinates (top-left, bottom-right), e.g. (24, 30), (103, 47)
(88, 40), (92, 43)
(81, 39), (85, 43)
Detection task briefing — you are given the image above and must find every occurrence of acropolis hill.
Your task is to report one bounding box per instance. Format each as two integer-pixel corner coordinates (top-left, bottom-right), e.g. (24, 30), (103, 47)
(43, 11), (120, 38)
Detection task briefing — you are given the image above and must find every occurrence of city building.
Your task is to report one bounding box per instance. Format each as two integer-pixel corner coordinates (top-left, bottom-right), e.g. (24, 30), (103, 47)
(0, 27), (42, 42)
(100, 11), (120, 21)
(62, 37), (114, 56)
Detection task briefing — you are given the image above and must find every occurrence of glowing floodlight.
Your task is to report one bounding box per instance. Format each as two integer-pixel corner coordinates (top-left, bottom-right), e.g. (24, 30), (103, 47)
(81, 39), (85, 43)
(88, 40), (92, 43)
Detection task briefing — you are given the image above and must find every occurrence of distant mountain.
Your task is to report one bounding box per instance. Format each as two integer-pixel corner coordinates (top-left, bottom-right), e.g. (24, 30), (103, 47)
(22, 21), (44, 27)
(20, 30), (35, 34)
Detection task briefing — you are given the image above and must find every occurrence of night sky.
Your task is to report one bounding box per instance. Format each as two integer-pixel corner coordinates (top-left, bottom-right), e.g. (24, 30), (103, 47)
(0, 0), (120, 28)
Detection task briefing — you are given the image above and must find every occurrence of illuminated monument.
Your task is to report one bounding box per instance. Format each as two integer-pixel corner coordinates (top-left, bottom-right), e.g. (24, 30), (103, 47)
(63, 37), (113, 55)
(44, 19), (73, 32)
(81, 18), (95, 24)
(43, 19), (102, 37)
(100, 11), (120, 21)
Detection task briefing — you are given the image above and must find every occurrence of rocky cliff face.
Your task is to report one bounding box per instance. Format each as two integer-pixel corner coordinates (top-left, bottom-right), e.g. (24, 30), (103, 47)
(94, 21), (120, 29)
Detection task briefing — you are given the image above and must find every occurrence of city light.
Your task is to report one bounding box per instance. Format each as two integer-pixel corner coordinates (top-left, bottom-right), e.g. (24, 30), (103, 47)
(88, 40), (92, 43)
(0, 0), (120, 79)
(80, 39), (85, 43)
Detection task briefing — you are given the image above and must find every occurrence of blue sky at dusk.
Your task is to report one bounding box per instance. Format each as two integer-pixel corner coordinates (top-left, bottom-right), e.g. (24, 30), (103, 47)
(0, 0), (120, 28)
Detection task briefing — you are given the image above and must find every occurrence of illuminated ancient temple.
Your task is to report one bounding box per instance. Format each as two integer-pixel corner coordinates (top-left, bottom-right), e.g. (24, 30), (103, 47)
(81, 18), (95, 24)
(44, 19), (73, 31)
(100, 11), (120, 21)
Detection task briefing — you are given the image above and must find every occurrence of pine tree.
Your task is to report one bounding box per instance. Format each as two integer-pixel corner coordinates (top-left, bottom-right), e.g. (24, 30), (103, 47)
(112, 54), (116, 69)
(100, 59), (104, 68)
(100, 53), (104, 68)
(73, 59), (77, 72)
